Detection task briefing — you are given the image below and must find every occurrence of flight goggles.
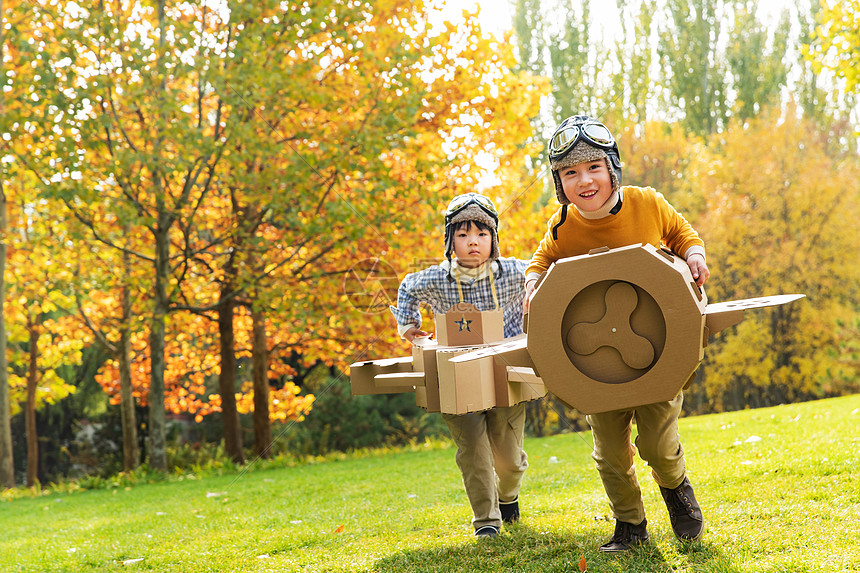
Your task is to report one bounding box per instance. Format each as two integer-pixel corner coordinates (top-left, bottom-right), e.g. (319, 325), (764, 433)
(445, 193), (498, 224)
(548, 118), (616, 161)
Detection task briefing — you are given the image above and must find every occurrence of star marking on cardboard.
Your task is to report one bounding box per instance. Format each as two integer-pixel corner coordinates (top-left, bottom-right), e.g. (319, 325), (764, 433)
(455, 316), (472, 332)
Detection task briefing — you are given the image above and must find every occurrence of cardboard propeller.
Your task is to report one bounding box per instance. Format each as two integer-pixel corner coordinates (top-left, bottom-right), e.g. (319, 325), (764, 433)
(450, 243), (804, 415)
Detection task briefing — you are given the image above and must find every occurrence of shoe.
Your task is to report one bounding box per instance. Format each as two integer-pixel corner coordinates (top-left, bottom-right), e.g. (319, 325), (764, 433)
(598, 518), (649, 553)
(474, 525), (500, 538)
(660, 476), (705, 541)
(500, 497), (520, 523)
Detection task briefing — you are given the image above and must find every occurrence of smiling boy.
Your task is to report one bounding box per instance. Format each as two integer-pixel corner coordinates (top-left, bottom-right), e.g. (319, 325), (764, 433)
(524, 115), (709, 552)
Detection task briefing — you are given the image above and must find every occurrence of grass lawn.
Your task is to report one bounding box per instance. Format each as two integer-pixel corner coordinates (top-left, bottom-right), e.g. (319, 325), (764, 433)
(1, 394), (858, 572)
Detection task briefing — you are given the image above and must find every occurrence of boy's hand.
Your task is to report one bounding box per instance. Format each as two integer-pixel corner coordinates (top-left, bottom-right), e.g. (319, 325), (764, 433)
(686, 253), (710, 286)
(523, 279), (537, 314)
(403, 326), (431, 344)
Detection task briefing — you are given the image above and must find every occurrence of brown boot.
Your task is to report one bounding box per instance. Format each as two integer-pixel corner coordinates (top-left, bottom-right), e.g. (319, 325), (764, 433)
(660, 476), (705, 541)
(599, 518), (649, 553)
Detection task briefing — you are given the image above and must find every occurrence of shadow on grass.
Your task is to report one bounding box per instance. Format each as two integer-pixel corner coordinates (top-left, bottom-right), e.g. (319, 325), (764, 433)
(350, 524), (742, 573)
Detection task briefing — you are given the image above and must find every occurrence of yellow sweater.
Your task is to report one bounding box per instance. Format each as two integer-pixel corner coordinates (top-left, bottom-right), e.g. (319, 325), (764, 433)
(525, 186), (704, 277)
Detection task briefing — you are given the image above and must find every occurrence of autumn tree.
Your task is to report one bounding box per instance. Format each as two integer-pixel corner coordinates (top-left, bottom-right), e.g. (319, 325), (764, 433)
(805, 0), (860, 94)
(3, 178), (81, 486)
(658, 0), (730, 135)
(797, 1), (831, 121)
(12, 0), (548, 467)
(513, 0), (546, 75)
(75, 235), (143, 472)
(611, 0), (658, 126)
(0, 0), (13, 489)
(189, 2), (549, 457)
(2, 0), (225, 471)
(726, 4), (790, 120)
(693, 107), (860, 411)
(621, 120), (708, 218)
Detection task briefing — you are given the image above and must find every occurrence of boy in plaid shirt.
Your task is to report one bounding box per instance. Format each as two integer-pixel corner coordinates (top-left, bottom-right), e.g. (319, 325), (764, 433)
(390, 193), (529, 538)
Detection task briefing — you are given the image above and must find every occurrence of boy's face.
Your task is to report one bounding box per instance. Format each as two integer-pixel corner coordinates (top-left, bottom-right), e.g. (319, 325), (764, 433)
(452, 221), (492, 268)
(559, 159), (613, 212)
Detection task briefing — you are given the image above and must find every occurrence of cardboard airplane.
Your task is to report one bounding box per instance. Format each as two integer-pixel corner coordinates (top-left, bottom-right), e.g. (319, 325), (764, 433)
(349, 303), (546, 415)
(449, 243), (805, 414)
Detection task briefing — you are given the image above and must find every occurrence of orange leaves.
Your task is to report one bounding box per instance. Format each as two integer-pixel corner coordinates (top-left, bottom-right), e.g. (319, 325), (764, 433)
(578, 554), (587, 572)
(235, 381), (315, 423)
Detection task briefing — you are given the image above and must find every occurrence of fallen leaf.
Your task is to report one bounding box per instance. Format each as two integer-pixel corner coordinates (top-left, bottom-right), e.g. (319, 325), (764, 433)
(333, 524), (345, 534)
(122, 557), (144, 566)
(578, 554), (587, 572)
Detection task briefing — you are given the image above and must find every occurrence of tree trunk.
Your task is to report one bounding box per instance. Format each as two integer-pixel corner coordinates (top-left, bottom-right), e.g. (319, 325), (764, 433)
(217, 284), (244, 464)
(119, 279), (139, 472)
(146, 0), (169, 473)
(148, 224), (169, 472)
(0, 0), (15, 490)
(25, 318), (39, 487)
(251, 306), (272, 458)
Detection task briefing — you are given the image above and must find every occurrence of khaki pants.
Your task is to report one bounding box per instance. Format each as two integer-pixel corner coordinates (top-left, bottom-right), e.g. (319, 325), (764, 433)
(443, 403), (528, 530)
(585, 392), (686, 524)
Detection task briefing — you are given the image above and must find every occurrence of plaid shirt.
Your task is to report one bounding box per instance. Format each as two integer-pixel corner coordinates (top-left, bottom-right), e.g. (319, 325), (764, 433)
(390, 257), (528, 339)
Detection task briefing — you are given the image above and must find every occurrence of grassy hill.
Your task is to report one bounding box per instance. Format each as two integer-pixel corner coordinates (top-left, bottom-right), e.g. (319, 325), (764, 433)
(1, 394), (857, 572)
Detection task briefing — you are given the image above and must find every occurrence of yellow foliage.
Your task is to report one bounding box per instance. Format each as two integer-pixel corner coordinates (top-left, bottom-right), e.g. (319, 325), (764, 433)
(692, 107), (860, 408)
(805, 0), (860, 93)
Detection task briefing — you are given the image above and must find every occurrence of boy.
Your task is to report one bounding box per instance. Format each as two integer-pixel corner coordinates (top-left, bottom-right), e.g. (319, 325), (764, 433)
(390, 192), (529, 538)
(524, 115), (709, 552)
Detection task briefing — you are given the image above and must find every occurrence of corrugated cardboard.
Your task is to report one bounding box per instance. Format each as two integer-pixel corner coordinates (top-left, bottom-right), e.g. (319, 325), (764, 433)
(435, 303), (504, 346)
(704, 294), (805, 338)
(448, 336), (536, 371)
(436, 346), (498, 414)
(449, 244), (804, 415)
(527, 243), (707, 414)
(374, 372), (425, 387)
(349, 356), (415, 395)
(524, 244), (805, 414)
(351, 308), (547, 413)
(505, 367), (546, 405)
(413, 342), (441, 413)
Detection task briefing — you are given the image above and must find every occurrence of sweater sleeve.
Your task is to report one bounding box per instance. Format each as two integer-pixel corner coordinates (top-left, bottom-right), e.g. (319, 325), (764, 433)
(656, 191), (705, 258)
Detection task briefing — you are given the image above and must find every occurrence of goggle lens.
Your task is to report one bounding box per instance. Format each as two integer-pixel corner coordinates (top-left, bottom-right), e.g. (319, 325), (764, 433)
(446, 193), (497, 217)
(445, 193), (498, 226)
(549, 126), (580, 156)
(582, 123), (614, 146)
(549, 120), (616, 159)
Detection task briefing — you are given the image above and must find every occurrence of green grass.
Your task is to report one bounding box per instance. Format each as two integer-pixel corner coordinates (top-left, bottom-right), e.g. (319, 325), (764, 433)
(1, 394), (858, 572)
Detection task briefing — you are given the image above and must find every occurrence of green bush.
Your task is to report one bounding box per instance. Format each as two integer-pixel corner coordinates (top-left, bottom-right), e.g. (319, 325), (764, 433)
(274, 377), (448, 456)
